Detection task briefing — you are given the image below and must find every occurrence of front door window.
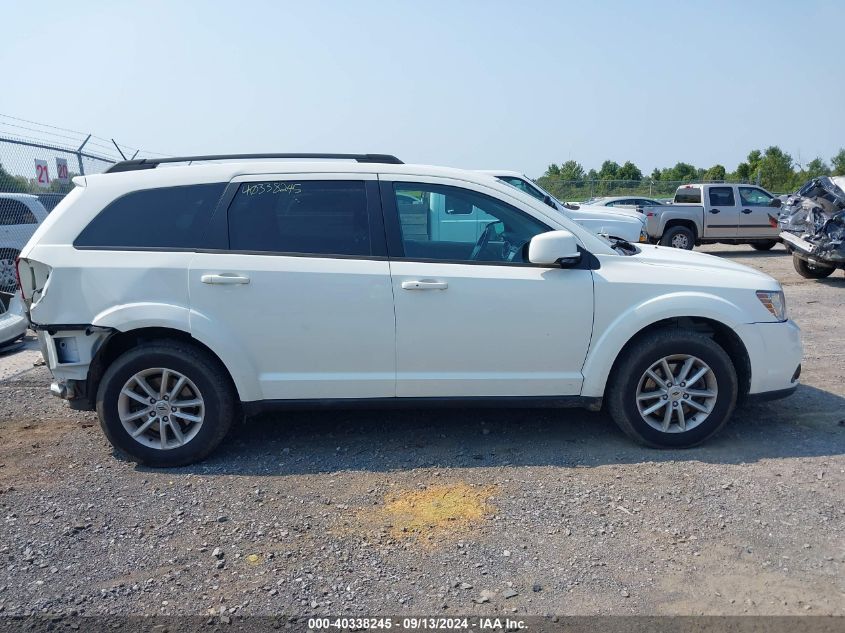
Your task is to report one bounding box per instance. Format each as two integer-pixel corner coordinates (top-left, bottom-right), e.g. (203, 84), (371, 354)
(393, 182), (549, 264)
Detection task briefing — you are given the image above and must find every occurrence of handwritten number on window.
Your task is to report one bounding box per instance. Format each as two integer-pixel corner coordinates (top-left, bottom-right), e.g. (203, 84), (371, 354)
(241, 183), (302, 196)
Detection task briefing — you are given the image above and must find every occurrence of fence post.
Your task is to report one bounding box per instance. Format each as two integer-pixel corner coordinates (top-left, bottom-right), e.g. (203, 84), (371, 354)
(76, 134), (91, 176)
(112, 139), (127, 160)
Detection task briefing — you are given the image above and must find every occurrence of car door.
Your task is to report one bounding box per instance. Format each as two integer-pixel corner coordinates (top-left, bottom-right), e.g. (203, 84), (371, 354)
(738, 186), (779, 238)
(704, 186), (740, 239)
(189, 173), (396, 401)
(380, 175), (594, 398)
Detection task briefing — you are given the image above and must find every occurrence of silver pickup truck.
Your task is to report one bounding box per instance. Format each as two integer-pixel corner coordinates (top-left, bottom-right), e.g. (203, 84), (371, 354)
(641, 183), (783, 250)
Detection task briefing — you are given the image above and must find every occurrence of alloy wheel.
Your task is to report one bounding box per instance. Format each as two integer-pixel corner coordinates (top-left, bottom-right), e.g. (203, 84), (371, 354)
(635, 354), (718, 433)
(117, 367), (205, 450)
(671, 234), (689, 249)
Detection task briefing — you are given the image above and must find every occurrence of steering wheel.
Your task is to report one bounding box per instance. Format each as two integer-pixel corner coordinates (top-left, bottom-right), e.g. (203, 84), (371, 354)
(469, 221), (497, 261)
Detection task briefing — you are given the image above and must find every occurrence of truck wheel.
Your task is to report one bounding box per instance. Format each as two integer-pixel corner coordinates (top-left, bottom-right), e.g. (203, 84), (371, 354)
(659, 226), (695, 250)
(792, 255), (835, 279)
(606, 328), (738, 448)
(751, 240), (778, 251)
(96, 340), (236, 467)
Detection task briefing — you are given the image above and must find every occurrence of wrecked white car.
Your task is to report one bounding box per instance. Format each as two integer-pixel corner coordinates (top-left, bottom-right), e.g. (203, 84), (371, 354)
(778, 176), (845, 279)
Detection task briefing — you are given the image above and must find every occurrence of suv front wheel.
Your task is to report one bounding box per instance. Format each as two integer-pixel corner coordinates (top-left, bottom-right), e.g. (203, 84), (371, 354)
(607, 329), (738, 447)
(96, 340), (235, 467)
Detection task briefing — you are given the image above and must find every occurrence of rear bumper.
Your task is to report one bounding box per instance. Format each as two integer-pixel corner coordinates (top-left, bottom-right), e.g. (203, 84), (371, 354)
(781, 231), (844, 266)
(37, 326), (111, 409)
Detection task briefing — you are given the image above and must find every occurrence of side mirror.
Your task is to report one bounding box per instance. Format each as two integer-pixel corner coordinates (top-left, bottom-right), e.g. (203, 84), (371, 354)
(769, 198), (782, 208)
(528, 230), (581, 267)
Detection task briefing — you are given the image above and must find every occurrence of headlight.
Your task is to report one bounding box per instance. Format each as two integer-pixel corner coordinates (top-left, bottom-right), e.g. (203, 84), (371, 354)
(756, 290), (787, 321)
(638, 229), (648, 243)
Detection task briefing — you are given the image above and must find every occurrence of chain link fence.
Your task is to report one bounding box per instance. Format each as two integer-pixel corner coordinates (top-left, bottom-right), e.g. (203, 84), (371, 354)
(0, 136), (119, 301)
(0, 114), (168, 302)
(536, 178), (756, 203)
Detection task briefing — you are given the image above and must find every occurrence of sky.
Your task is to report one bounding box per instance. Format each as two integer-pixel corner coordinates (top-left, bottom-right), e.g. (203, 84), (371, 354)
(1, 0), (843, 177)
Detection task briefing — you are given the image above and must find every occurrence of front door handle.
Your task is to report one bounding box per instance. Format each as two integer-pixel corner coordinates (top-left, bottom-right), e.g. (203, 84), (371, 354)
(201, 273), (251, 285)
(401, 280), (448, 291)
(742, 208), (753, 214)
(709, 208), (720, 214)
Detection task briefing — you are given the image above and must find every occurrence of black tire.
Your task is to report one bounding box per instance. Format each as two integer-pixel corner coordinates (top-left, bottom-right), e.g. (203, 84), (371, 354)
(606, 328), (738, 448)
(659, 226), (695, 250)
(96, 340), (235, 467)
(792, 255), (835, 279)
(751, 240), (778, 251)
(0, 248), (20, 294)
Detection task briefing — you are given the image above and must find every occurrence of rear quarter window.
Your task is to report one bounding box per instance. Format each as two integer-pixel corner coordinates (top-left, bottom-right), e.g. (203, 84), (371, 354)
(74, 183), (226, 249)
(674, 187), (702, 204)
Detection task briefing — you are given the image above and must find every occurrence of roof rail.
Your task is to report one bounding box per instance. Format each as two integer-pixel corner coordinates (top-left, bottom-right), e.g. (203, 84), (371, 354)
(105, 153), (403, 173)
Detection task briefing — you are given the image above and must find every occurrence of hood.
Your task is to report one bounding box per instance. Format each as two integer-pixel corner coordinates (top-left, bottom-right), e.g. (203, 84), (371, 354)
(573, 204), (644, 220)
(632, 244), (778, 284)
(564, 204), (646, 224)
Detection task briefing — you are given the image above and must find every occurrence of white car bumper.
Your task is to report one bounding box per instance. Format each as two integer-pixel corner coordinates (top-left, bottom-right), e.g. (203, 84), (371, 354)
(735, 319), (802, 396)
(0, 295), (28, 348)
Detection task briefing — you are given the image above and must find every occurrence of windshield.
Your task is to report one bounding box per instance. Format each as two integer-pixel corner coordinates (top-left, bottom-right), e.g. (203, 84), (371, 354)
(496, 176), (549, 202)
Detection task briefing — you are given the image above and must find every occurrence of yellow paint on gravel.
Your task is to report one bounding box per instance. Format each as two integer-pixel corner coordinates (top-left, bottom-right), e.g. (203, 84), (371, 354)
(377, 483), (495, 540)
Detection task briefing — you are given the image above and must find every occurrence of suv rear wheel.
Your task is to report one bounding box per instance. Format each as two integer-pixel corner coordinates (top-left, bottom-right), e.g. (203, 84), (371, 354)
(607, 329), (738, 447)
(96, 340), (235, 467)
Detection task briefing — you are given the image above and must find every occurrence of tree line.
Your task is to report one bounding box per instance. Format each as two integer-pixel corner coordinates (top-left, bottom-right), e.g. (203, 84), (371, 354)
(539, 146), (845, 201)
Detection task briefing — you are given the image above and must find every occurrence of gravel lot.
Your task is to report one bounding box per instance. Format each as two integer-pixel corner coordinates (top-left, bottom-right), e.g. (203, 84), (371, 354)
(0, 244), (843, 618)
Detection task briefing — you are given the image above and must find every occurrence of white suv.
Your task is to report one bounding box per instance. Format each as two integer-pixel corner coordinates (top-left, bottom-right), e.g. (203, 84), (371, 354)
(0, 193), (49, 293)
(18, 154), (802, 467)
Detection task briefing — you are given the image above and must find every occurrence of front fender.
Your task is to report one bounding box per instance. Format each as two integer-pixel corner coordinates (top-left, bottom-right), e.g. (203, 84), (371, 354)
(580, 292), (747, 397)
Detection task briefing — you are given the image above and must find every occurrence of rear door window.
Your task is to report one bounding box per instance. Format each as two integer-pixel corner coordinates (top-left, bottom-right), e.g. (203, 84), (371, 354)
(708, 187), (735, 206)
(74, 183), (225, 249)
(227, 180), (371, 256)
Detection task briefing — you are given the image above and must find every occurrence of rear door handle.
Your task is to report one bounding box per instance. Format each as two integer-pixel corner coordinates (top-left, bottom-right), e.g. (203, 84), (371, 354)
(401, 280), (448, 291)
(742, 208), (753, 214)
(201, 273), (250, 285)
(709, 208), (720, 214)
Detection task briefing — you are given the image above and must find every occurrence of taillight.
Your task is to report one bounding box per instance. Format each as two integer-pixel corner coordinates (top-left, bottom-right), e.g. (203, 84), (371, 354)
(14, 256), (23, 298)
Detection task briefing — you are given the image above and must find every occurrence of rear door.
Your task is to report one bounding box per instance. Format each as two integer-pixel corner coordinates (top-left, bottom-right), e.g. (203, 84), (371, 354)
(704, 186), (740, 238)
(188, 173), (396, 402)
(737, 186), (779, 238)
